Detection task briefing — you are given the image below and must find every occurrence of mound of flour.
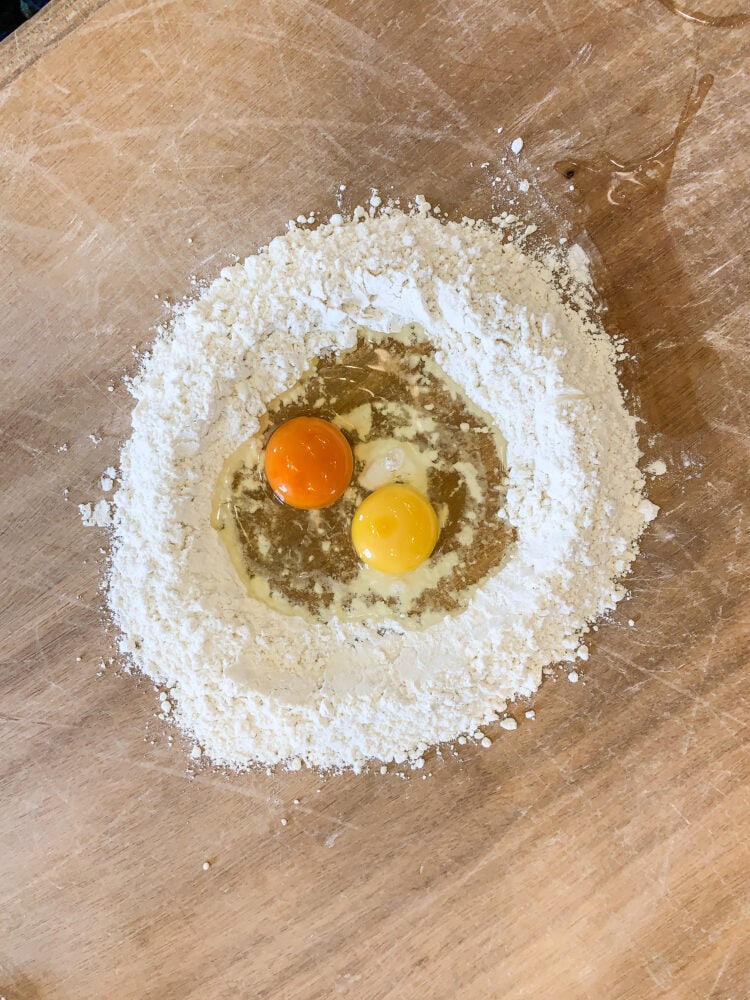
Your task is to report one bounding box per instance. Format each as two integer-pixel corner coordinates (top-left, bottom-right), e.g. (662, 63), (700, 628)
(107, 204), (655, 771)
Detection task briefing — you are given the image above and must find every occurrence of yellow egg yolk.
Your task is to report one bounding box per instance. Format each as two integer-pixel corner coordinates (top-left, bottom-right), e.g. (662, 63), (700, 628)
(351, 484), (439, 574)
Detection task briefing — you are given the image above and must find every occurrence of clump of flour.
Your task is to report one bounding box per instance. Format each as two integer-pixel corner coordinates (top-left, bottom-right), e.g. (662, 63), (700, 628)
(104, 204), (654, 771)
(79, 499), (113, 528)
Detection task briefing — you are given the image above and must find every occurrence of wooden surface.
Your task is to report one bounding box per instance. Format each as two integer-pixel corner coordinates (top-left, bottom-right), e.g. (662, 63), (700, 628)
(2, 2), (749, 998)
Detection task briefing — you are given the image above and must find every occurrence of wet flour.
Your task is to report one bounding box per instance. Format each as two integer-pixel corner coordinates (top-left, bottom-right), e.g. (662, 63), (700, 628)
(106, 205), (656, 771)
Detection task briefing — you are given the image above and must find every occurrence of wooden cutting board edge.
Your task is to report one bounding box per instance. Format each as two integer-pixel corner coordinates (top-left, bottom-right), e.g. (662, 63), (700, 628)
(0, 0), (108, 89)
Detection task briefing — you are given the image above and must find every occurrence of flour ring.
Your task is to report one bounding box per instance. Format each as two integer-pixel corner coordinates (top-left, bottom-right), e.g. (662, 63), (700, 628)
(109, 208), (652, 771)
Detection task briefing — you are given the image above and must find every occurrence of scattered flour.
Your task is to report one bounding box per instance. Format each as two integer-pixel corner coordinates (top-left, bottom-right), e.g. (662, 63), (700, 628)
(98, 205), (654, 772)
(79, 499), (112, 528)
(645, 458), (667, 476)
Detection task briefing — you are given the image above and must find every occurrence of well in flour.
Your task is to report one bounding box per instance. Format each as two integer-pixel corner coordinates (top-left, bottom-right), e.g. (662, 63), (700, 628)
(211, 324), (512, 625)
(100, 203), (654, 772)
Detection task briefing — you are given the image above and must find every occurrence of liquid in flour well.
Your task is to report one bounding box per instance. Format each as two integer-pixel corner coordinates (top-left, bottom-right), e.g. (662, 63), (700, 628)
(211, 325), (513, 623)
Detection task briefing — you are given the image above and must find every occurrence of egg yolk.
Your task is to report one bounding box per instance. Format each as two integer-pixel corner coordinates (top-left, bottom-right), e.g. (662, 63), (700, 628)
(264, 416), (353, 509)
(351, 484), (439, 574)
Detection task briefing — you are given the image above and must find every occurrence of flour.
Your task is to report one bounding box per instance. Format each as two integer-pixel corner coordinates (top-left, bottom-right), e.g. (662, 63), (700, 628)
(103, 204), (653, 772)
(79, 499), (113, 528)
(646, 458), (667, 476)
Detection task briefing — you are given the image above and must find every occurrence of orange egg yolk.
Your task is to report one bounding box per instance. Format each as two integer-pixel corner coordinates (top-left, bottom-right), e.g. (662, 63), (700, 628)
(351, 483), (440, 574)
(264, 416), (353, 510)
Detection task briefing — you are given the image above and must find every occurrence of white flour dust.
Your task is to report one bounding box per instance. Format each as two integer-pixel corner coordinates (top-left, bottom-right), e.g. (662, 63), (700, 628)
(102, 203), (656, 772)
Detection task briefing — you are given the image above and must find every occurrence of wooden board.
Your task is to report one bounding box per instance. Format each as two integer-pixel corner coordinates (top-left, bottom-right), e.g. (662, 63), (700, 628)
(2, 2), (749, 997)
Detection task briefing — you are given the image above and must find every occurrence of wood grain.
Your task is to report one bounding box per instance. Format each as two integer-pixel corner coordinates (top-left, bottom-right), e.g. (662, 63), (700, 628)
(0, 0), (109, 88)
(1, 2), (749, 998)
